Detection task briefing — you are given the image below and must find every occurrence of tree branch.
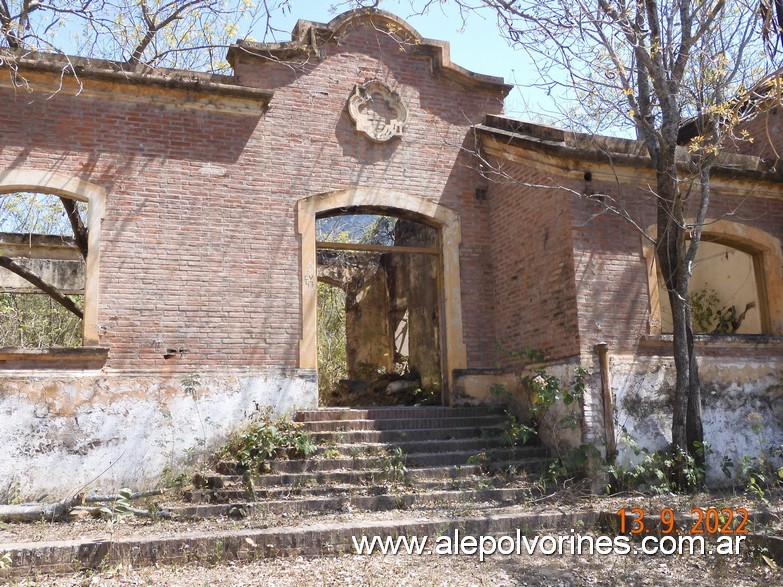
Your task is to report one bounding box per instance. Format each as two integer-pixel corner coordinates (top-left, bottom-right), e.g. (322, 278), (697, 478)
(0, 255), (84, 319)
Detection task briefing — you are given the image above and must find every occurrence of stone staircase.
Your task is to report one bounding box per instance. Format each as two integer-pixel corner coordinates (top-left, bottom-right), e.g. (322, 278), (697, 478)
(181, 406), (551, 515)
(1, 406), (563, 577)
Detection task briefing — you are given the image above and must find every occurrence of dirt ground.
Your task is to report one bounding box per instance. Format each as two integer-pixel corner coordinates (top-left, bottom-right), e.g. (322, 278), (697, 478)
(2, 491), (781, 586)
(2, 545), (780, 587)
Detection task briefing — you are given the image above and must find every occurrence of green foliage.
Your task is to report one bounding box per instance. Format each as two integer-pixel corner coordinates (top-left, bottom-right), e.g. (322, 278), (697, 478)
(379, 446), (408, 484)
(99, 488), (134, 521)
(538, 444), (604, 491)
(521, 365), (588, 435)
(316, 282), (348, 398)
(161, 466), (190, 491)
(607, 436), (706, 494)
(728, 413), (783, 504)
(0, 293), (83, 347)
(690, 286), (743, 334)
(217, 412), (317, 473)
(182, 373), (202, 396)
(0, 551), (11, 570)
(501, 416), (537, 447)
(467, 451), (500, 477)
(490, 346), (588, 456)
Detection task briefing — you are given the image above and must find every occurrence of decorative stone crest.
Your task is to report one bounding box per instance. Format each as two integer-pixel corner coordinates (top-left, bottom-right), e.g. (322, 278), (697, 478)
(347, 81), (408, 142)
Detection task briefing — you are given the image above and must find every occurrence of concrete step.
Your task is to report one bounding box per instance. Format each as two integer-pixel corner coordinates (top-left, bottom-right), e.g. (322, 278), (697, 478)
(294, 406), (500, 422)
(309, 425), (503, 444)
(312, 436), (510, 457)
(186, 469), (551, 502)
(299, 415), (506, 432)
(215, 446), (548, 475)
(187, 458), (552, 503)
(0, 509), (606, 576)
(172, 486), (537, 519)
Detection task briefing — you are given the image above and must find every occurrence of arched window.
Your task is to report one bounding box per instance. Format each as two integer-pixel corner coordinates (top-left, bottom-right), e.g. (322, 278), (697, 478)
(0, 192), (86, 347)
(0, 170), (105, 347)
(644, 220), (783, 336)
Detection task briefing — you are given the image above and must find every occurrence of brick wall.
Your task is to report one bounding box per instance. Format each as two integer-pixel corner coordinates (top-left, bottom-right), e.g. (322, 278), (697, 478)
(487, 162), (581, 366)
(569, 176), (783, 355)
(0, 21), (504, 373)
(569, 181), (653, 355)
(732, 105), (783, 159)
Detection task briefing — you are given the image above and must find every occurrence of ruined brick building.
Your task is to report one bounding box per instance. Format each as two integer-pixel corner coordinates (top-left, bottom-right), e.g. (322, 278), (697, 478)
(1, 9), (782, 496)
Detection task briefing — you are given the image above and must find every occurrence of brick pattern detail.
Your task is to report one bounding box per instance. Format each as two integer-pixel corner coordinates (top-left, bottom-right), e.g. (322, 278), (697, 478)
(487, 162), (581, 366)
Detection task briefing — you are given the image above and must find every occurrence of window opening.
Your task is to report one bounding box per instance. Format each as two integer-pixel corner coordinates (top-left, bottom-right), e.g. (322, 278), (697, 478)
(0, 192), (87, 347)
(659, 240), (763, 334)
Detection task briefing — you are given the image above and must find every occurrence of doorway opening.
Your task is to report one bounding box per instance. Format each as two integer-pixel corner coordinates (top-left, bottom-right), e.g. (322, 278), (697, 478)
(315, 212), (442, 407)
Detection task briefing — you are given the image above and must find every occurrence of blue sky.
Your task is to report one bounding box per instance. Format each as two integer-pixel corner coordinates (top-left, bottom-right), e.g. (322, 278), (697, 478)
(267, 1), (546, 120)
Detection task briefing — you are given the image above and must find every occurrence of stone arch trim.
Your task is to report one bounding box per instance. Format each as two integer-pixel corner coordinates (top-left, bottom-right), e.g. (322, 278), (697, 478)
(642, 219), (783, 335)
(296, 188), (468, 398)
(0, 169), (106, 345)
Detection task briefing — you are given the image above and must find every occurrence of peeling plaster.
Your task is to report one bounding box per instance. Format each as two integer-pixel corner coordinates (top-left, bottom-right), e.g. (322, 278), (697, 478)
(0, 370), (316, 499)
(610, 356), (783, 486)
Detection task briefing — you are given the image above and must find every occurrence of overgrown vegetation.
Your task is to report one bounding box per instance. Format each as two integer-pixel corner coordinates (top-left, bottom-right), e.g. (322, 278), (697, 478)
(215, 410), (317, 473)
(607, 435), (707, 494)
(0, 292), (83, 347)
(317, 282), (348, 399)
(490, 347), (598, 489)
(691, 287), (755, 334)
(724, 411), (783, 504)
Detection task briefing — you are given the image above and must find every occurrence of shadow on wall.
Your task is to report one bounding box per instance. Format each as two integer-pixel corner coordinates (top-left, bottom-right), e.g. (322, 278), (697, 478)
(1, 90), (261, 164)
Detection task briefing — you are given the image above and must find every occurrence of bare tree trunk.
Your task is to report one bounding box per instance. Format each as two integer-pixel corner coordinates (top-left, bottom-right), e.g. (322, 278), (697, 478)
(59, 197), (88, 259)
(0, 494), (82, 523)
(653, 139), (704, 462)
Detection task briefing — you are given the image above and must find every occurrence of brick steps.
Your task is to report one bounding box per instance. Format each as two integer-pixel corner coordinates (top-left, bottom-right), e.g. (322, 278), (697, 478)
(311, 436), (509, 457)
(192, 459), (550, 493)
(0, 406), (556, 578)
(0, 510), (607, 576)
(173, 486), (538, 519)
(218, 446), (549, 474)
(294, 406), (501, 422)
(308, 425), (504, 444)
(298, 415), (506, 432)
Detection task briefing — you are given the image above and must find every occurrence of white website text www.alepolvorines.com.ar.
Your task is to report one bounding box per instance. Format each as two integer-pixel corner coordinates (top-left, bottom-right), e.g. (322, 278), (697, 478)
(352, 529), (747, 561)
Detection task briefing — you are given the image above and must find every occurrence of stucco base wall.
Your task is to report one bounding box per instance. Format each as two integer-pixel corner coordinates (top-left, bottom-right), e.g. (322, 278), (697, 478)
(610, 355), (783, 486)
(0, 369), (317, 500)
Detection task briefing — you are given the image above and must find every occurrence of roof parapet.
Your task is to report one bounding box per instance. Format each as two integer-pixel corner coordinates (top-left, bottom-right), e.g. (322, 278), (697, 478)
(0, 50), (272, 114)
(476, 114), (783, 182)
(227, 8), (512, 96)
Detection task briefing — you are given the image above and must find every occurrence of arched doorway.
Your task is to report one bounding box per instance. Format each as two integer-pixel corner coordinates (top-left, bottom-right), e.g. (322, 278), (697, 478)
(297, 189), (467, 406)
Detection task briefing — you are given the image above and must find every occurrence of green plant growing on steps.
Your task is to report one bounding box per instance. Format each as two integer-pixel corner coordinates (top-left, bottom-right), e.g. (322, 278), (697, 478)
(0, 551), (11, 570)
(500, 416), (537, 447)
(216, 410), (318, 473)
(99, 488), (134, 528)
(379, 446), (408, 485)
